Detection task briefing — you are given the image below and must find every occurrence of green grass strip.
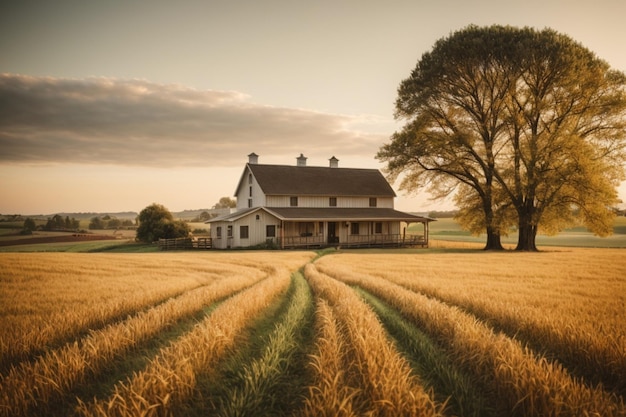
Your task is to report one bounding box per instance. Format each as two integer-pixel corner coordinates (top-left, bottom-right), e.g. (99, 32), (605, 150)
(208, 271), (315, 417)
(355, 286), (496, 417)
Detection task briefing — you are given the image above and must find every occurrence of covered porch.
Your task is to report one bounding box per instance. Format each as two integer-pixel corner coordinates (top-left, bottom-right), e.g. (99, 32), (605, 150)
(265, 208), (433, 249)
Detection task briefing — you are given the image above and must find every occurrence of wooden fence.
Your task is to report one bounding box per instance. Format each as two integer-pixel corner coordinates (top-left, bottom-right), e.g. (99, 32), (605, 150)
(158, 237), (212, 250)
(281, 234), (427, 249)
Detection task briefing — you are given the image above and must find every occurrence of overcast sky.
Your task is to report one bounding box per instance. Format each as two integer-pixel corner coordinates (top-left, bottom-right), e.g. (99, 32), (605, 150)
(1, 0), (625, 214)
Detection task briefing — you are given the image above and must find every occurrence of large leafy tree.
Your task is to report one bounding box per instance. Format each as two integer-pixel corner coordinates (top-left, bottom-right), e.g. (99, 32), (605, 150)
(379, 25), (626, 250)
(136, 203), (190, 243)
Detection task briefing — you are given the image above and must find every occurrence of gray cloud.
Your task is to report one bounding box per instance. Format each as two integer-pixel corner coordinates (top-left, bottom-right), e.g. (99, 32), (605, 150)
(0, 74), (387, 167)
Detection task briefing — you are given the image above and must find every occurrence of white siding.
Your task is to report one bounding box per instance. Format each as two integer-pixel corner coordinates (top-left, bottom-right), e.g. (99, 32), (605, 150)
(210, 210), (281, 249)
(236, 168), (267, 210)
(265, 195), (395, 208)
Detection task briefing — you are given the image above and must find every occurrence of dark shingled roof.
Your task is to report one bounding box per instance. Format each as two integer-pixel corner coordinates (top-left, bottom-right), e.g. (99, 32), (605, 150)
(207, 207), (433, 223)
(265, 207), (432, 222)
(246, 164), (396, 197)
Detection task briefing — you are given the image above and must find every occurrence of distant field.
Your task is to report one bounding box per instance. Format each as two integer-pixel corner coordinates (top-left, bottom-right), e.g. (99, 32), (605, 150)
(1, 248), (624, 416)
(420, 216), (626, 248)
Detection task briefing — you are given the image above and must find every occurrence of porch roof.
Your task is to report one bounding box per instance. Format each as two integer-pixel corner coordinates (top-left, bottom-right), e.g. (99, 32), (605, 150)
(264, 207), (434, 223)
(207, 206), (434, 224)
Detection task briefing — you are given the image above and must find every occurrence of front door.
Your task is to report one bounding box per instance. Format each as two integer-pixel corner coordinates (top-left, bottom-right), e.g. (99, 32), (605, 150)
(327, 222), (339, 244)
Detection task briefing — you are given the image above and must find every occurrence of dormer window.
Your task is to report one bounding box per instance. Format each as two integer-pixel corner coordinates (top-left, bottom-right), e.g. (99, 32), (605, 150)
(369, 197), (377, 207)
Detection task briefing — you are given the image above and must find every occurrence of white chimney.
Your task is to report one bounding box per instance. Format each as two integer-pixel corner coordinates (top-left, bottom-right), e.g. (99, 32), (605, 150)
(329, 156), (339, 168)
(296, 153), (307, 167)
(248, 152), (259, 164)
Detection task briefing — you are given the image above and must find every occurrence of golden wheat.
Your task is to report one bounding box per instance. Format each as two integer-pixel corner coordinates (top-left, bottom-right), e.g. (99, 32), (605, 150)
(304, 263), (442, 417)
(299, 298), (362, 417)
(0, 252), (313, 365)
(318, 261), (626, 417)
(0, 251), (315, 417)
(77, 264), (295, 417)
(316, 249), (626, 395)
(0, 271), (262, 417)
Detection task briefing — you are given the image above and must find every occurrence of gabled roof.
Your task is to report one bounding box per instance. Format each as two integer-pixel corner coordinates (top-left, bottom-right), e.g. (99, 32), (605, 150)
(205, 207), (264, 223)
(238, 164), (396, 197)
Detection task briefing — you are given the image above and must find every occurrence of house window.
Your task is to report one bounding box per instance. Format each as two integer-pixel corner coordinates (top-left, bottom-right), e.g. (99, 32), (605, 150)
(329, 197), (337, 207)
(249, 186), (252, 197)
(369, 197), (377, 207)
(298, 222), (314, 236)
(216, 226), (222, 238)
(248, 173), (253, 184)
(227, 225), (233, 238)
(290, 196), (298, 207)
(248, 199), (252, 208)
(350, 222), (360, 235)
(240, 225), (249, 239)
(266, 225), (276, 238)
(375, 222), (383, 234)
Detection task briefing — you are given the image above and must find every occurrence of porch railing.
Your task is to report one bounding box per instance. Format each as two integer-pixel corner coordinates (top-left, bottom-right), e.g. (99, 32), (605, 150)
(281, 234), (426, 249)
(158, 237), (212, 250)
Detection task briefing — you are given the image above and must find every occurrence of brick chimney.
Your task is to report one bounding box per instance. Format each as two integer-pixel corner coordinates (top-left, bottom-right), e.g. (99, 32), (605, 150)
(248, 152), (259, 164)
(296, 153), (307, 167)
(329, 156), (339, 168)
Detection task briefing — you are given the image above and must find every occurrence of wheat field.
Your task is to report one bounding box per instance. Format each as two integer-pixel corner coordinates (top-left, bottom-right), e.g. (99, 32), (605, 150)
(0, 248), (624, 416)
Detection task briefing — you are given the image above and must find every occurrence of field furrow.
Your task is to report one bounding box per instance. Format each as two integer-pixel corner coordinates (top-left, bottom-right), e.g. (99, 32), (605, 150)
(203, 271), (315, 416)
(303, 263), (442, 417)
(0, 270), (262, 417)
(76, 266), (293, 417)
(354, 287), (494, 417)
(316, 250), (626, 397)
(320, 263), (626, 417)
(300, 298), (361, 417)
(2, 249), (623, 416)
(0, 253), (268, 368)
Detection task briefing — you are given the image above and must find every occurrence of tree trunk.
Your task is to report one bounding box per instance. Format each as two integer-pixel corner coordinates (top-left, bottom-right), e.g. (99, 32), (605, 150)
(516, 213), (538, 251)
(484, 226), (504, 251)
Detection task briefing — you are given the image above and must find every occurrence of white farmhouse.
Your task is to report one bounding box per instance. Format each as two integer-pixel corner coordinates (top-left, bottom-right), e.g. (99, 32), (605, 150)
(207, 153), (433, 249)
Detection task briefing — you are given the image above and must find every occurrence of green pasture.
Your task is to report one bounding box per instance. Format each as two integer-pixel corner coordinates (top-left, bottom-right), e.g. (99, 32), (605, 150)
(0, 239), (157, 253)
(419, 216), (626, 248)
(1, 217), (625, 252)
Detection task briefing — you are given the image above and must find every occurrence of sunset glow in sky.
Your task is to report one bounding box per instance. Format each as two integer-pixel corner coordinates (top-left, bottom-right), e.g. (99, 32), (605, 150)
(1, 0), (625, 214)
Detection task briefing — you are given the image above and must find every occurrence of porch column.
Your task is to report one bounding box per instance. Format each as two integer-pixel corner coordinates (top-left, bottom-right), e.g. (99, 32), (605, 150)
(280, 221), (284, 249)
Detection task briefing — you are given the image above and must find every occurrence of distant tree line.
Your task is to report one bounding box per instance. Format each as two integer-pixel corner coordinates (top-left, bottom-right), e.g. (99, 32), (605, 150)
(19, 215), (81, 235)
(44, 215), (80, 231)
(89, 215), (135, 230)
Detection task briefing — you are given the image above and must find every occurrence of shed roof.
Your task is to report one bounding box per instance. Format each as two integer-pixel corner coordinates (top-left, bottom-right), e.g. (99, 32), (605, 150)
(241, 164), (396, 197)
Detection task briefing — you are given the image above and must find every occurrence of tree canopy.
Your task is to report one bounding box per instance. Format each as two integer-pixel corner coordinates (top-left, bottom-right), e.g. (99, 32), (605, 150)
(135, 203), (190, 243)
(213, 197), (236, 209)
(378, 25), (626, 250)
